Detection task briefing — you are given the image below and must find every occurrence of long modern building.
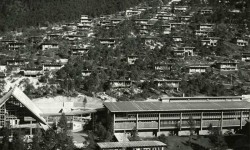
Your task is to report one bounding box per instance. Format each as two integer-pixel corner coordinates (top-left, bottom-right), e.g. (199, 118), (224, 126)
(104, 97), (250, 136)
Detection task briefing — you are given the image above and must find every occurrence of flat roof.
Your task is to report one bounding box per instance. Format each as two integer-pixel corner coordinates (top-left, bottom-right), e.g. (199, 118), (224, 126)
(104, 101), (250, 112)
(97, 141), (166, 148)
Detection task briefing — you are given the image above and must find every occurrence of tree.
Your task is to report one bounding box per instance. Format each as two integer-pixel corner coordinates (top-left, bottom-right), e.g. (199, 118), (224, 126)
(0, 127), (10, 150)
(208, 123), (227, 149)
(58, 113), (68, 131)
(158, 134), (167, 143)
(187, 116), (195, 144)
(129, 126), (141, 141)
(83, 97), (87, 110)
(31, 127), (43, 150)
(11, 130), (26, 150)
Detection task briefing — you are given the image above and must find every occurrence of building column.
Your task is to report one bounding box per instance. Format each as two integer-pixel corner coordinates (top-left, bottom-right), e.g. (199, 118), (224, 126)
(200, 112), (203, 131)
(136, 113), (138, 129)
(221, 111), (223, 131)
(240, 111), (243, 129)
(180, 112), (182, 130)
(158, 113), (161, 132)
(113, 113), (116, 133)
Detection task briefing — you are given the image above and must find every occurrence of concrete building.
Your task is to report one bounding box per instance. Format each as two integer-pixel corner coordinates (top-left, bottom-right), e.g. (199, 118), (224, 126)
(104, 96), (250, 136)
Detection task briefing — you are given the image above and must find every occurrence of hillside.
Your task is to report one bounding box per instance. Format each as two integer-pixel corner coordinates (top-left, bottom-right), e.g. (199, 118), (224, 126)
(0, 0), (147, 32)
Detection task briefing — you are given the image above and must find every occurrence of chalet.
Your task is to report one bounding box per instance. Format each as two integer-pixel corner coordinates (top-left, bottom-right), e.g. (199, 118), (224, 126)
(109, 80), (134, 88)
(169, 22), (185, 29)
(110, 19), (124, 25)
(180, 15), (192, 22)
(47, 33), (61, 40)
(127, 55), (139, 65)
(161, 25), (171, 35)
(173, 47), (195, 57)
(66, 35), (85, 41)
(99, 38), (116, 47)
(71, 48), (89, 56)
(242, 52), (250, 62)
(154, 63), (173, 71)
(42, 64), (63, 71)
(0, 87), (47, 131)
(188, 65), (210, 74)
(157, 14), (175, 21)
(0, 65), (7, 72)
(77, 24), (91, 30)
(6, 59), (28, 66)
(97, 141), (167, 150)
(8, 42), (26, 50)
(199, 8), (213, 15)
(21, 68), (43, 77)
(201, 37), (220, 47)
(195, 30), (213, 37)
(215, 61), (238, 71)
(0, 72), (6, 81)
(82, 70), (92, 77)
(80, 15), (92, 26)
(39, 43), (59, 51)
(199, 24), (214, 31)
(125, 9), (141, 17)
(99, 20), (111, 26)
(154, 79), (181, 90)
(236, 39), (248, 47)
(104, 96), (250, 136)
(174, 6), (188, 13)
(134, 19), (149, 25)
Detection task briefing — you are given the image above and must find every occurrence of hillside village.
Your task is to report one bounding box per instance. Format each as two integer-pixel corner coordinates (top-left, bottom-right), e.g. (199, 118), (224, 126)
(0, 0), (250, 149)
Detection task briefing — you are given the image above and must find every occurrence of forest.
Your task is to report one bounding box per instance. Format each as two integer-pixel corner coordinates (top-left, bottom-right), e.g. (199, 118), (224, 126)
(0, 0), (147, 32)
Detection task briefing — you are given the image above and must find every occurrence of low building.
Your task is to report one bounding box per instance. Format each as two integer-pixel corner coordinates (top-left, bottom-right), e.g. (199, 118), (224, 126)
(199, 8), (213, 15)
(104, 96), (250, 136)
(195, 30), (213, 37)
(154, 63), (173, 72)
(173, 47), (194, 57)
(154, 79), (180, 90)
(201, 37), (219, 47)
(125, 9), (142, 17)
(82, 70), (92, 77)
(215, 61), (238, 71)
(97, 141), (167, 150)
(21, 68), (43, 77)
(236, 39), (248, 47)
(127, 55), (139, 65)
(71, 48), (89, 56)
(42, 64), (63, 71)
(6, 59), (28, 66)
(109, 80), (134, 88)
(198, 24), (214, 31)
(110, 19), (124, 26)
(174, 6), (188, 13)
(39, 43), (59, 51)
(242, 52), (250, 62)
(180, 15), (192, 22)
(80, 15), (92, 26)
(188, 65), (210, 74)
(8, 42), (26, 50)
(99, 38), (116, 47)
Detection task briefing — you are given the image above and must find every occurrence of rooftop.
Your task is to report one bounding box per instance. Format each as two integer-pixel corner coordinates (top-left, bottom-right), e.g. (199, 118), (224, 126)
(104, 100), (250, 112)
(97, 141), (166, 148)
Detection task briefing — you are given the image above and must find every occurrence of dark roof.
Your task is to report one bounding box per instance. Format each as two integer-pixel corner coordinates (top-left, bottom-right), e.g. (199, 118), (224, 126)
(97, 141), (166, 148)
(104, 101), (250, 112)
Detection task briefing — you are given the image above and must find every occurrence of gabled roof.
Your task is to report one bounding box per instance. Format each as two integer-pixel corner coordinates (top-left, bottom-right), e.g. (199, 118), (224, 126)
(0, 86), (46, 124)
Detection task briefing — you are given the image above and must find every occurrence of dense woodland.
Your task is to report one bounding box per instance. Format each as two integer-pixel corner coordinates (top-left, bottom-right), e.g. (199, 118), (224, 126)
(0, 0), (149, 32)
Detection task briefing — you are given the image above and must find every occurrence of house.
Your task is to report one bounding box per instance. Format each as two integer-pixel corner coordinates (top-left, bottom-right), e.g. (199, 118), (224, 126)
(188, 65), (210, 74)
(169, 22), (185, 29)
(66, 35), (86, 41)
(195, 30), (213, 37)
(103, 24), (116, 30)
(28, 36), (43, 44)
(161, 25), (171, 35)
(125, 9), (142, 17)
(47, 33), (61, 40)
(42, 64), (63, 71)
(97, 141), (167, 150)
(154, 79), (181, 90)
(198, 24), (214, 31)
(127, 55), (139, 65)
(109, 80), (134, 88)
(80, 15), (92, 26)
(172, 36), (183, 43)
(0, 65), (7, 72)
(39, 43), (59, 51)
(236, 39), (248, 47)
(99, 20), (111, 26)
(110, 19), (124, 26)
(8, 42), (26, 50)
(139, 24), (153, 35)
(134, 19), (149, 25)
(174, 6), (188, 13)
(77, 24), (92, 30)
(0, 40), (17, 45)
(199, 8), (213, 15)
(0, 86), (47, 131)
(99, 38), (116, 47)
(180, 15), (192, 22)
(154, 63), (173, 71)
(6, 59), (28, 66)
(242, 52), (250, 62)
(215, 61), (238, 71)
(21, 68), (43, 77)
(157, 14), (175, 21)
(104, 97), (250, 136)
(201, 37), (220, 46)
(71, 48), (89, 56)
(82, 70), (92, 77)
(173, 47), (195, 57)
